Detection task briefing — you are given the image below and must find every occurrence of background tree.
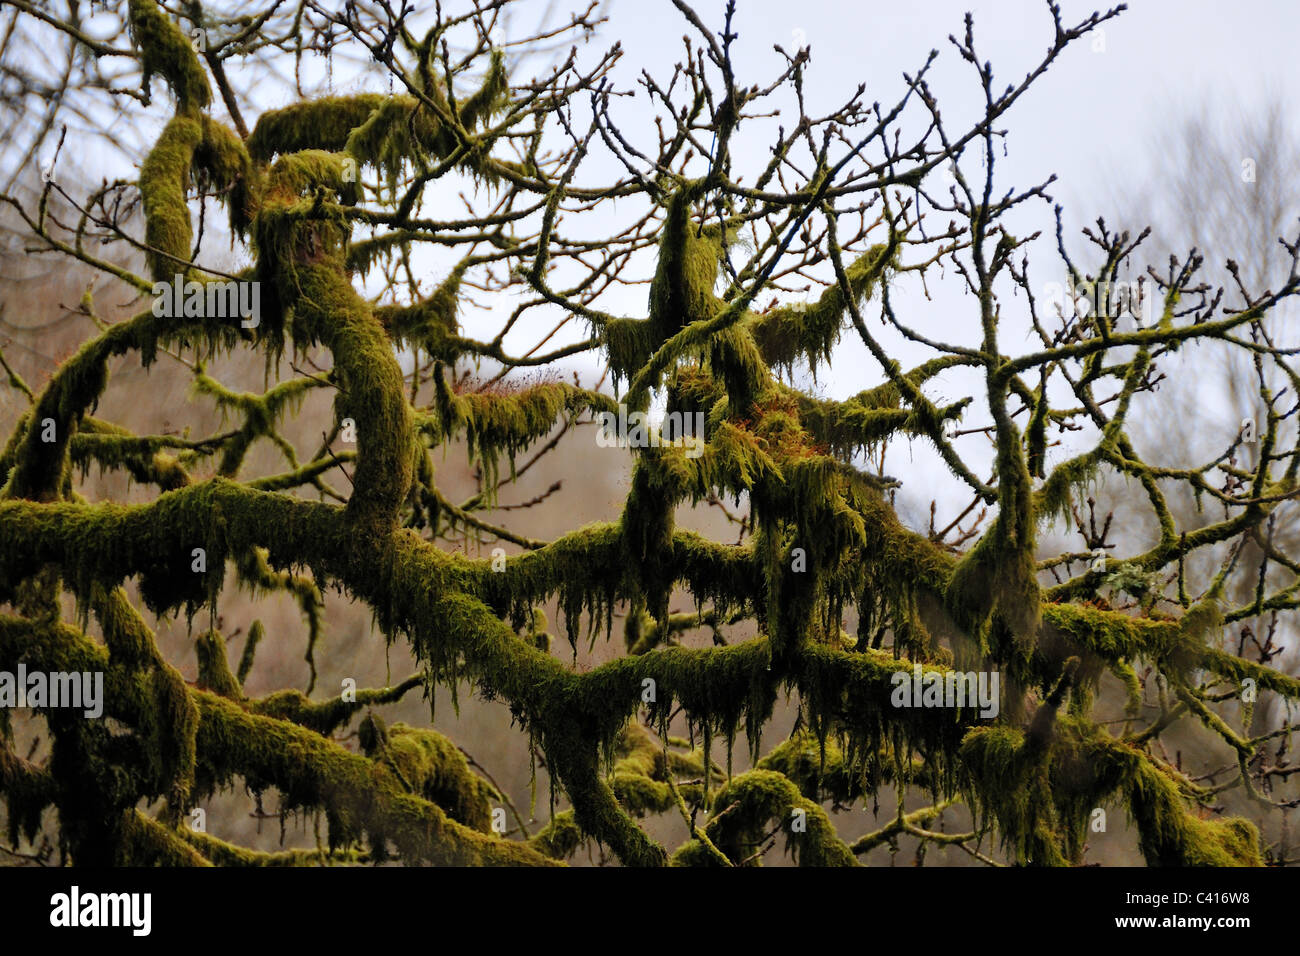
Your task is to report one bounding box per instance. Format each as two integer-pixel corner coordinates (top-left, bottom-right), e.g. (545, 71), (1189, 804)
(1070, 92), (1300, 863)
(1, 0), (1298, 867)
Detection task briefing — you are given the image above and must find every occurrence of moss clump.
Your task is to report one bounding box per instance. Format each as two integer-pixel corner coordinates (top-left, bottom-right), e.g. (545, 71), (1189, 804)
(429, 376), (615, 492)
(139, 115), (204, 280)
(195, 629), (243, 699)
(236, 619), (264, 686)
(196, 116), (259, 235)
(359, 715), (497, 832)
(248, 94), (390, 162)
(251, 675), (419, 736)
(374, 263), (466, 362)
(1126, 759), (1263, 866)
(528, 811), (583, 860)
(128, 0), (211, 115)
(749, 243), (893, 376)
(670, 769), (856, 866)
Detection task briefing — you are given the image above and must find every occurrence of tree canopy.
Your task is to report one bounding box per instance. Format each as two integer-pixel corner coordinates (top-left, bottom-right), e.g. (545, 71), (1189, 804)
(2, 0), (1299, 867)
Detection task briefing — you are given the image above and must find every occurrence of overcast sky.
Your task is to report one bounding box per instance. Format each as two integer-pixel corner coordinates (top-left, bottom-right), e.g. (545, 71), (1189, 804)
(12, 0), (1299, 523)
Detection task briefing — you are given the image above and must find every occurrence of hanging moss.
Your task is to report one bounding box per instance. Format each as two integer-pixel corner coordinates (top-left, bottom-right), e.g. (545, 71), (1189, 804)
(431, 377), (615, 491)
(196, 116), (259, 236)
(128, 0), (211, 116)
(374, 262), (467, 362)
(236, 618), (264, 685)
(0, 744), (55, 848)
(749, 243), (893, 375)
(70, 420), (192, 491)
(456, 48), (510, 131)
(248, 94), (390, 162)
(1126, 754), (1262, 866)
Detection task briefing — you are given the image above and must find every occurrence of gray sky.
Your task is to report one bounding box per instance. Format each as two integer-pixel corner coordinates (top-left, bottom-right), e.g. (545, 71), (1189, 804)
(12, 0), (1299, 524)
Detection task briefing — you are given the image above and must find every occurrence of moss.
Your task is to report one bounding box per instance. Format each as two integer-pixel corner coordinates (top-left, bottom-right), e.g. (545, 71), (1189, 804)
(196, 116), (259, 236)
(0, 744), (56, 848)
(251, 676), (422, 736)
(229, 545), (324, 691)
(1025, 383), (1049, 479)
(528, 810), (583, 860)
(128, 0), (211, 116)
(139, 115), (203, 280)
(373, 262), (466, 362)
(195, 692), (556, 865)
(430, 377), (615, 491)
(1037, 453), (1102, 529)
(94, 588), (199, 816)
(236, 618), (264, 685)
(757, 732), (863, 805)
(263, 149), (360, 205)
(70, 420), (193, 491)
(1126, 758), (1262, 866)
(359, 715), (497, 832)
(195, 629), (243, 699)
(748, 243), (893, 375)
(959, 725), (1068, 866)
(253, 174), (416, 534)
(179, 826), (368, 865)
(607, 720), (717, 816)
(946, 454), (1040, 654)
(670, 769), (856, 866)
(456, 48), (510, 130)
(119, 810), (212, 866)
(248, 94), (390, 162)
(603, 187), (752, 400)
(343, 96), (459, 192)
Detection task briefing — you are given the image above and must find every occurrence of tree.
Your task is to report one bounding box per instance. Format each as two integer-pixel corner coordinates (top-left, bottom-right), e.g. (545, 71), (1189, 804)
(1, 0), (1298, 867)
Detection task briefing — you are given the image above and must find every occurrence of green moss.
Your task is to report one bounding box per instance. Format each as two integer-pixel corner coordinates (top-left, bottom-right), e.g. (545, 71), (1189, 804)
(748, 243), (893, 375)
(179, 826), (368, 865)
(528, 810), (583, 860)
(252, 676), (419, 735)
(374, 263), (466, 362)
(248, 94), (390, 162)
(195, 629), (242, 699)
(359, 715), (497, 832)
(139, 115), (203, 281)
(236, 618), (264, 685)
(456, 48), (510, 131)
(959, 725), (1068, 866)
(195, 693), (556, 865)
(946, 450), (1040, 654)
(670, 769), (856, 866)
(197, 116), (259, 236)
(430, 378), (615, 491)
(128, 0), (211, 115)
(1126, 758), (1262, 866)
